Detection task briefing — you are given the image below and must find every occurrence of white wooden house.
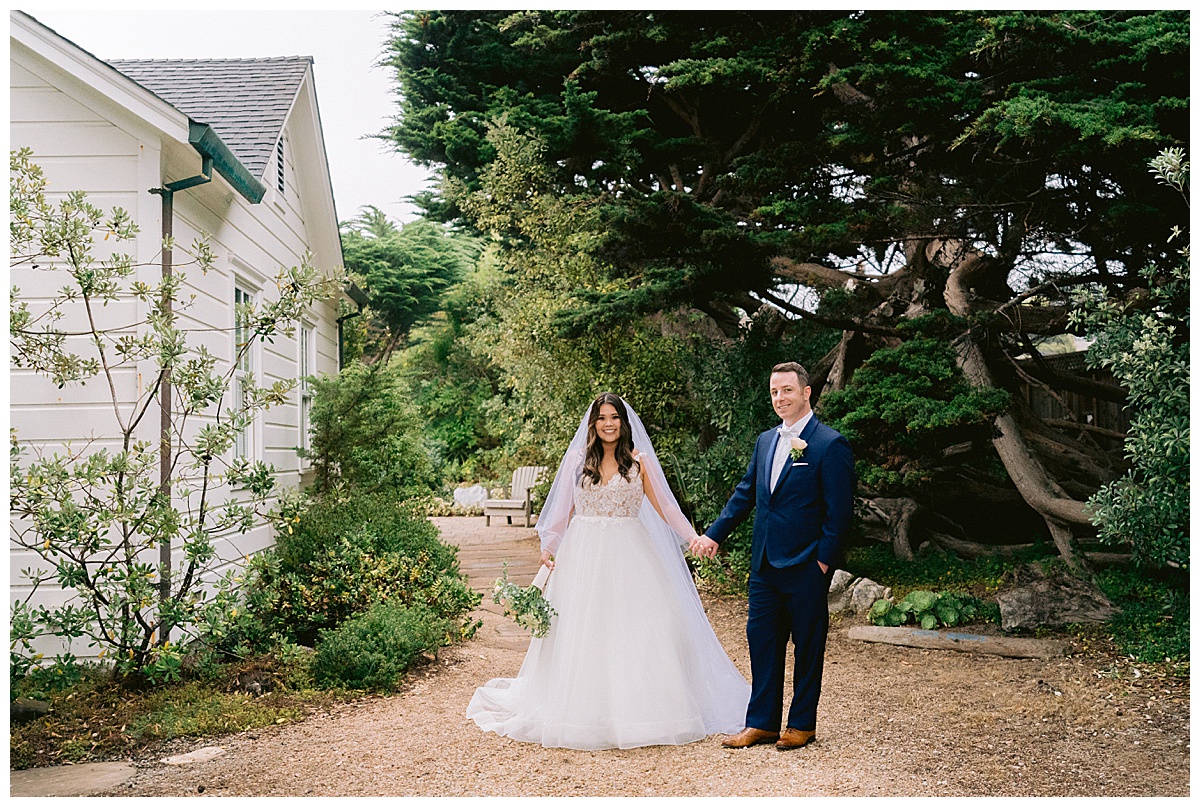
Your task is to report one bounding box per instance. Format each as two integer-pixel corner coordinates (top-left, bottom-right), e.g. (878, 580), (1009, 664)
(9, 11), (357, 657)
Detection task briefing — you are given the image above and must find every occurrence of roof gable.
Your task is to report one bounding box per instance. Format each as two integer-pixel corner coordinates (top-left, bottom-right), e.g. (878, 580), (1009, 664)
(106, 57), (311, 180)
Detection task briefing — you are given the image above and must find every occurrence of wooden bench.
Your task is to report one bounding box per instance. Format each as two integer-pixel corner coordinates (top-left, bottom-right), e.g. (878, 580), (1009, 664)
(483, 465), (548, 527)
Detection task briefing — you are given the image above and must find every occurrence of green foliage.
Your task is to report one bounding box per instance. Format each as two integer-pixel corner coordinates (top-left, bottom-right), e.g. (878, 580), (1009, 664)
(301, 360), (436, 498)
(310, 601), (451, 692)
(821, 317), (1010, 493)
(124, 680), (309, 742)
(379, 12), (1188, 563)
(1094, 566), (1189, 665)
(9, 656), (336, 769)
(396, 264), (504, 479)
(491, 563), (557, 638)
(383, 10), (1188, 325)
(869, 589), (996, 630)
(844, 542), (1053, 602)
(1071, 149), (1189, 570)
(340, 206), (475, 359)
(8, 148), (340, 680)
(215, 493), (480, 650)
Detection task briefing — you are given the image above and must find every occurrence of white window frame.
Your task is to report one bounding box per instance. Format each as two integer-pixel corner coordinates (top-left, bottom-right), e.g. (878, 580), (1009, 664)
(298, 321), (315, 462)
(231, 267), (264, 463)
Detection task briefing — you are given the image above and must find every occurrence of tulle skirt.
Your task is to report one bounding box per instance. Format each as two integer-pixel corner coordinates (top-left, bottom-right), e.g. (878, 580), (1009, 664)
(466, 516), (751, 750)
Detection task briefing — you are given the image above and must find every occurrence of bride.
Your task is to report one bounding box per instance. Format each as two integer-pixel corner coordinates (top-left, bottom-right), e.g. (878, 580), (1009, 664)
(466, 393), (751, 750)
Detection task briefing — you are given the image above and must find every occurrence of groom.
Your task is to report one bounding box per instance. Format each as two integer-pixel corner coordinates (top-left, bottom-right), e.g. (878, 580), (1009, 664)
(691, 362), (854, 750)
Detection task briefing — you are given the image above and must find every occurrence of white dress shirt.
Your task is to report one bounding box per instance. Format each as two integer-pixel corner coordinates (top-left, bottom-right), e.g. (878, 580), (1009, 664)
(770, 410), (813, 492)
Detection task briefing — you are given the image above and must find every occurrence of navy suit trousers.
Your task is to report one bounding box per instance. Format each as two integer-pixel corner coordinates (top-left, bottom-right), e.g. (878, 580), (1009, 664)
(745, 558), (832, 733)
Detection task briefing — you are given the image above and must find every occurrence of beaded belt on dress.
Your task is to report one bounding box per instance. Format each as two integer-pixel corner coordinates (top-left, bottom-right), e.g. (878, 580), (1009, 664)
(574, 515), (640, 523)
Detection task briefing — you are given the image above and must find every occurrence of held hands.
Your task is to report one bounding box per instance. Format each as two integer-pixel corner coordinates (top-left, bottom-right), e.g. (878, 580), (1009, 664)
(540, 549), (555, 571)
(688, 532), (719, 560)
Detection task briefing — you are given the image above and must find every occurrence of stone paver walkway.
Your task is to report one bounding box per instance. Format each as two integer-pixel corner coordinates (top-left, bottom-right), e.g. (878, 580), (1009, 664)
(431, 515), (543, 653)
(9, 761), (135, 797)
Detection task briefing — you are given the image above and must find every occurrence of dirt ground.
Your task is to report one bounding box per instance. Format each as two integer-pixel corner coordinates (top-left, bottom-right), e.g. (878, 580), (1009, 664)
(96, 519), (1189, 797)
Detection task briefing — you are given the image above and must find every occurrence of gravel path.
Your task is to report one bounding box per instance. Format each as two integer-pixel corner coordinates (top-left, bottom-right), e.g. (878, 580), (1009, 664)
(101, 518), (1189, 797)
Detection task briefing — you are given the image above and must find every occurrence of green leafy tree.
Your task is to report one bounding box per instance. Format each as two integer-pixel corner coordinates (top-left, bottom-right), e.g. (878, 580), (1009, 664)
(821, 315), (1012, 492)
(340, 206), (474, 362)
(302, 359), (436, 499)
(383, 10), (1188, 570)
(9, 149), (340, 681)
(1071, 149), (1189, 569)
(395, 266), (503, 480)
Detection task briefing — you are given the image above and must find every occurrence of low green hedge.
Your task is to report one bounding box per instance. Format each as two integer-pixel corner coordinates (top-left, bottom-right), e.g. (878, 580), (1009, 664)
(310, 601), (450, 691)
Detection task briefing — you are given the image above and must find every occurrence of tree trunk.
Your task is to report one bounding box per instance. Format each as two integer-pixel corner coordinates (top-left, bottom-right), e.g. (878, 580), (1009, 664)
(937, 239), (1096, 575)
(870, 497), (921, 560)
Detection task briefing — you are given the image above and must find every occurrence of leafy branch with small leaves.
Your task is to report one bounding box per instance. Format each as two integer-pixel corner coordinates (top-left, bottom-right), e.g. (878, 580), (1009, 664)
(1069, 148), (1189, 570)
(491, 563), (557, 638)
(9, 148), (342, 682)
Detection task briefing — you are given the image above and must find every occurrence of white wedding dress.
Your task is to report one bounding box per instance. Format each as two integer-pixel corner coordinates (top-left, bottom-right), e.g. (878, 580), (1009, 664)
(466, 465), (751, 750)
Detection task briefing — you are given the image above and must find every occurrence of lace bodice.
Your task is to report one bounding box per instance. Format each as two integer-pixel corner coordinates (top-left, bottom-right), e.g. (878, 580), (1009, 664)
(575, 465), (644, 518)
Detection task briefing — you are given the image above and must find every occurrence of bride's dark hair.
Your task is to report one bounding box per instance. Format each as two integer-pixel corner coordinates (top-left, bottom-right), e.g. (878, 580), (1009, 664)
(582, 392), (637, 485)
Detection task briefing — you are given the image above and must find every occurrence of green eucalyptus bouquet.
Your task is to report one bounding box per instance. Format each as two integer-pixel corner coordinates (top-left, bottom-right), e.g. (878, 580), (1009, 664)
(492, 563), (556, 638)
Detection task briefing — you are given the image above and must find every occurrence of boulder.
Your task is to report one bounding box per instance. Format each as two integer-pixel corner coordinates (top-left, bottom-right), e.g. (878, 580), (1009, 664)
(827, 571), (892, 615)
(996, 563), (1119, 630)
(848, 578), (892, 614)
(826, 569), (856, 613)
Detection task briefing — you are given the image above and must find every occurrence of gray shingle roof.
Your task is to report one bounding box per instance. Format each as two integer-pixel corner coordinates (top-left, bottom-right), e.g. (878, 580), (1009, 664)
(106, 57), (312, 180)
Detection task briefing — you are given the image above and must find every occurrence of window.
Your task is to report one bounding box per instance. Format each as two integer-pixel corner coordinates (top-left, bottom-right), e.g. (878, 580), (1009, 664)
(299, 324), (314, 457)
(276, 138), (285, 196)
(234, 285), (255, 460)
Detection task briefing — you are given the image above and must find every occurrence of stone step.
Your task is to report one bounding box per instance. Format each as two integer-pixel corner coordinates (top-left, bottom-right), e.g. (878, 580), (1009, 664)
(9, 761), (135, 797)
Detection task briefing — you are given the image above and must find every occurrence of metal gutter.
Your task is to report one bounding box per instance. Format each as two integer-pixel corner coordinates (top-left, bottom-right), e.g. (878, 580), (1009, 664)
(188, 121), (266, 204)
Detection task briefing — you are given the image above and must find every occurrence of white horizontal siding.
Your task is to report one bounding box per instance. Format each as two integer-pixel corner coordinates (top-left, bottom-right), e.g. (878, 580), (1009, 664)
(10, 40), (344, 664)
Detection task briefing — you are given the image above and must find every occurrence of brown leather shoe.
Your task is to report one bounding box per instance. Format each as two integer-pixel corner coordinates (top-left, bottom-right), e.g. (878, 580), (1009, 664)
(775, 727), (816, 750)
(721, 727), (780, 748)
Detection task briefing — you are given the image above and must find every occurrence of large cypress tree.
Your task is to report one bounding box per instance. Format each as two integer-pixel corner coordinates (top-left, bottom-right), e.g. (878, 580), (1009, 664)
(381, 10), (1188, 570)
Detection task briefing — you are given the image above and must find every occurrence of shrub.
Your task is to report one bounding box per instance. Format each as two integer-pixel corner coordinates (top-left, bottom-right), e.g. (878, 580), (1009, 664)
(1095, 566), (1189, 664)
(302, 360), (436, 498)
(274, 491), (452, 571)
(310, 601), (450, 691)
(208, 493), (480, 652)
(1071, 149), (1189, 570)
(820, 314), (1011, 493)
(8, 149), (339, 682)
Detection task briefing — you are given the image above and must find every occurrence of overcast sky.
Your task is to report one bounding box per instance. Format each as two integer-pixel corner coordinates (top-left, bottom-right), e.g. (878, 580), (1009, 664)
(23, 8), (437, 225)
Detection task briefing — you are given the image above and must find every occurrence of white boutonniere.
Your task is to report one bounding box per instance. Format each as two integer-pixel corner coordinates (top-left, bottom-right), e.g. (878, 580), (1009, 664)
(789, 438), (807, 461)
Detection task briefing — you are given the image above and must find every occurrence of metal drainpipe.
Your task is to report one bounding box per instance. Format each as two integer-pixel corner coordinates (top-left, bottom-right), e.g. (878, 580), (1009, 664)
(336, 308), (362, 369)
(148, 153), (212, 646)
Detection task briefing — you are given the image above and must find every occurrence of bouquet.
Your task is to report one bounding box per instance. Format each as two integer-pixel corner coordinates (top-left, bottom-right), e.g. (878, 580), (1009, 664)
(492, 562), (557, 638)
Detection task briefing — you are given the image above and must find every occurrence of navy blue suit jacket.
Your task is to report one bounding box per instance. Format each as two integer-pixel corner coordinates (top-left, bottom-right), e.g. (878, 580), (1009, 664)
(705, 415), (855, 572)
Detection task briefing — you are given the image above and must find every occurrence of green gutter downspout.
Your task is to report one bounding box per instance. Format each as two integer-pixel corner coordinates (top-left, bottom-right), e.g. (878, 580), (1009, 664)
(337, 281), (371, 368)
(148, 122), (266, 645)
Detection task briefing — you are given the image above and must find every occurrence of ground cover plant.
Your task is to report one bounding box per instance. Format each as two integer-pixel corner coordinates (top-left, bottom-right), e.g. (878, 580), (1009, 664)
(9, 654), (341, 770)
(844, 543), (1188, 671)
